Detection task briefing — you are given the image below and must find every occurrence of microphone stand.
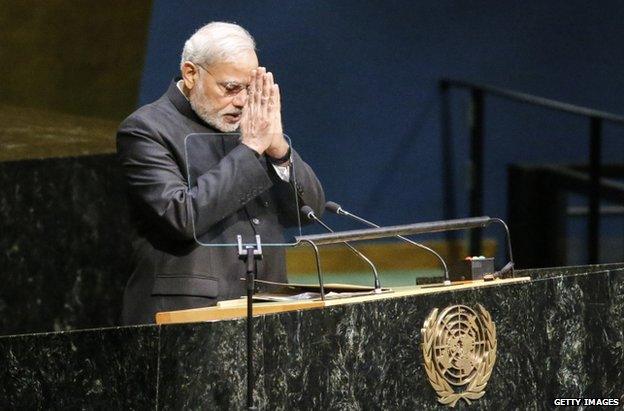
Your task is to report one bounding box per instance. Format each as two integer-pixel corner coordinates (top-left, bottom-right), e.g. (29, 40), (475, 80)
(237, 235), (262, 411)
(302, 207), (382, 292)
(327, 203), (451, 285)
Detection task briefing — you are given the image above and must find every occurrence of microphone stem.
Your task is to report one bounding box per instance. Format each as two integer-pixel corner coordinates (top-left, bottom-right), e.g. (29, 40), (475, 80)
(342, 211), (450, 284)
(312, 216), (381, 290)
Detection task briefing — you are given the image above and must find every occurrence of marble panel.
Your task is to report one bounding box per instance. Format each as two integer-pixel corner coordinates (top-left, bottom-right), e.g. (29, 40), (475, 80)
(158, 320), (248, 410)
(0, 154), (131, 335)
(153, 266), (624, 410)
(0, 264), (621, 409)
(0, 325), (158, 409)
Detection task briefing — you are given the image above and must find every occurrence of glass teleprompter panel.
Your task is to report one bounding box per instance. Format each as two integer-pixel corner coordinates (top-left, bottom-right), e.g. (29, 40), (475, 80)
(185, 132), (304, 248)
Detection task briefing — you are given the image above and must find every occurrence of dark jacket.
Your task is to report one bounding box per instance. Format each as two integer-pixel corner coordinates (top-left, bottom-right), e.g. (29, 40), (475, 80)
(117, 81), (324, 324)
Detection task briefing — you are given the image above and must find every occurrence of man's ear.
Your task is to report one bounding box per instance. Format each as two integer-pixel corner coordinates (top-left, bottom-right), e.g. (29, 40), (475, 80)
(181, 61), (199, 90)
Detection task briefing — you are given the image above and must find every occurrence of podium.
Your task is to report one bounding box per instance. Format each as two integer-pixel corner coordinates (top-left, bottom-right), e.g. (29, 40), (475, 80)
(0, 263), (622, 409)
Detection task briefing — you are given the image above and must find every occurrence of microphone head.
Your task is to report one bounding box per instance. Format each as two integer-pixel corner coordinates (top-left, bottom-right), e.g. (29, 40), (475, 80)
(300, 205), (315, 220)
(325, 201), (342, 214)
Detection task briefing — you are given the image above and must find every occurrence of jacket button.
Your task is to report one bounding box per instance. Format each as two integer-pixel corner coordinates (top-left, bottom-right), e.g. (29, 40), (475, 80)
(263, 201), (269, 207)
(252, 218), (260, 225)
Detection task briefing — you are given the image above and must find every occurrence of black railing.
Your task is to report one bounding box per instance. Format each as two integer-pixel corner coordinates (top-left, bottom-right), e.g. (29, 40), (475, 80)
(508, 164), (624, 267)
(440, 78), (624, 264)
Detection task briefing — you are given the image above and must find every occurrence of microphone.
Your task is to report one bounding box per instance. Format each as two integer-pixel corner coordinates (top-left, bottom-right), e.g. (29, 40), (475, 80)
(300, 206), (382, 292)
(325, 201), (451, 286)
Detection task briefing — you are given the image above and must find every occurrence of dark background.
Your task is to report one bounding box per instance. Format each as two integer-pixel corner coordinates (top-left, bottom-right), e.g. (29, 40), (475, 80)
(139, 1), (624, 261)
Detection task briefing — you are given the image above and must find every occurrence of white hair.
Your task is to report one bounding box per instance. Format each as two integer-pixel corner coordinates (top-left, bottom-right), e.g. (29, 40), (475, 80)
(180, 22), (256, 70)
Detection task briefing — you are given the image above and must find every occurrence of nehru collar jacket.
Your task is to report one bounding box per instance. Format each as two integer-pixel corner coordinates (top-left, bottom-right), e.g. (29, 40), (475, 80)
(116, 79), (325, 324)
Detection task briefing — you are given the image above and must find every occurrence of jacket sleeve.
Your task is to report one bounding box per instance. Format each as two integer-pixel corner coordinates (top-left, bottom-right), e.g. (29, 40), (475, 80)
(269, 148), (325, 227)
(117, 117), (274, 241)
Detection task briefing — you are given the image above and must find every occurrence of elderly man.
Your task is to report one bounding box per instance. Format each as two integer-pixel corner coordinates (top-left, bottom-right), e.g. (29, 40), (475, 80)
(117, 22), (324, 325)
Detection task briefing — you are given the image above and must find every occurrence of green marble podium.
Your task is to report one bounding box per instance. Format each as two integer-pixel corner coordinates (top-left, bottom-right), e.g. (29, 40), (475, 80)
(1, 263), (622, 409)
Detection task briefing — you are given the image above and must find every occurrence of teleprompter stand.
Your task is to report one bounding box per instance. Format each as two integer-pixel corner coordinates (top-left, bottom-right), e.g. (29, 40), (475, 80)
(237, 234), (262, 411)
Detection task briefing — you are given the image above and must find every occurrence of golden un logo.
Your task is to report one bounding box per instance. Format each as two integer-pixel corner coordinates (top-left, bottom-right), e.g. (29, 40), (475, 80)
(421, 304), (497, 407)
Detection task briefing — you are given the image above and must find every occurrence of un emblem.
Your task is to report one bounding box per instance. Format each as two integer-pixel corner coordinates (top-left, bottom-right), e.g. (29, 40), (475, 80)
(421, 304), (497, 407)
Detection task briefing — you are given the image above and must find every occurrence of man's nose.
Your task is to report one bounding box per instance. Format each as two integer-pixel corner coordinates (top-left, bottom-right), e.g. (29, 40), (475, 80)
(232, 89), (248, 107)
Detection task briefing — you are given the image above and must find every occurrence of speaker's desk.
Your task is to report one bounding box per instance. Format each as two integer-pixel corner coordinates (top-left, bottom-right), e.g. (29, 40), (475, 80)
(1, 264), (622, 409)
(155, 276), (531, 324)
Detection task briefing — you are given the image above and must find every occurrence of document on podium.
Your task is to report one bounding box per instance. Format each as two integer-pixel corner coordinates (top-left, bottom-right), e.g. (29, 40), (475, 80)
(253, 279), (393, 301)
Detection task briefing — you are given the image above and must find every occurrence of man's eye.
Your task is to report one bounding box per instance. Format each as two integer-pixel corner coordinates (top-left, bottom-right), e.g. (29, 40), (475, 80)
(224, 83), (242, 93)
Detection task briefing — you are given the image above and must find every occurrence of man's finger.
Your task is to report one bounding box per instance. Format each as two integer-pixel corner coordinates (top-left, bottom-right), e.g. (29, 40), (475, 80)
(262, 72), (270, 99)
(247, 69), (256, 122)
(274, 83), (281, 112)
(253, 71), (261, 119)
(261, 73), (271, 118)
(255, 67), (265, 95)
(267, 82), (276, 115)
(248, 69), (257, 97)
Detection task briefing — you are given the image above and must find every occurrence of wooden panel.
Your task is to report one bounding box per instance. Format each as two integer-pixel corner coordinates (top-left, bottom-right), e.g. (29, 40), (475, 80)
(156, 300), (325, 324)
(156, 276), (531, 324)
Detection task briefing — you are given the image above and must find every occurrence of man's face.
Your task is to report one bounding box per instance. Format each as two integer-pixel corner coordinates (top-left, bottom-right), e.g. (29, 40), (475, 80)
(188, 50), (259, 132)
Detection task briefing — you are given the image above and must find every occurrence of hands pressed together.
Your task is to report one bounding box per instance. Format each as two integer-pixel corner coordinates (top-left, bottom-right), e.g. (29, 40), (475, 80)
(240, 67), (289, 161)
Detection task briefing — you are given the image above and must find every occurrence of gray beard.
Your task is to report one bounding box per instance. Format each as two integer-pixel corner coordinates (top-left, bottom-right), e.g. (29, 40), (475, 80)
(189, 92), (239, 133)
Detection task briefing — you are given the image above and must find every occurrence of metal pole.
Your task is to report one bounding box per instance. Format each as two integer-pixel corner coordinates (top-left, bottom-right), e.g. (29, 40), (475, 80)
(245, 247), (255, 410)
(588, 117), (602, 264)
(469, 89), (485, 256)
(237, 235), (261, 410)
(297, 239), (325, 300)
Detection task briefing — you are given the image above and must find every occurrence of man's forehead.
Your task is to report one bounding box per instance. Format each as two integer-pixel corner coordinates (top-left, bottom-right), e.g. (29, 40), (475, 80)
(208, 51), (258, 76)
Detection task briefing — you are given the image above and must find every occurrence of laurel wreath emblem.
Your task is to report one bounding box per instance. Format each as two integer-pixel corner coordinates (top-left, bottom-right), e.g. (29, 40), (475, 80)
(421, 304), (497, 408)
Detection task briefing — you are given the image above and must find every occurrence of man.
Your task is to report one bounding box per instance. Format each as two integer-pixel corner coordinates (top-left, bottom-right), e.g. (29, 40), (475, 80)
(117, 22), (324, 325)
